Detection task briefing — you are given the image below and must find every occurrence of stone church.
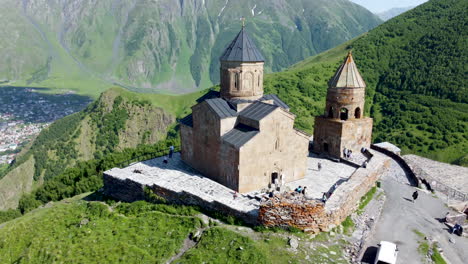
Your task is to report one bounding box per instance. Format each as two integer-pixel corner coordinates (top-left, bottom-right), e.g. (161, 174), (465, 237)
(313, 52), (373, 158)
(180, 26), (309, 193)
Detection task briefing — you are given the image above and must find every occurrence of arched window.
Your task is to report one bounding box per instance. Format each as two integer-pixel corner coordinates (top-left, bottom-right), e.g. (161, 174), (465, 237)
(234, 73), (239, 90)
(328, 107), (334, 118)
(340, 108), (349, 120)
(355, 107), (361, 119)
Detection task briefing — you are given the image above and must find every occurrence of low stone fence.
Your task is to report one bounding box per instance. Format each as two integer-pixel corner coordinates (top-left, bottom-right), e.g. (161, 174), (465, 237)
(103, 173), (259, 225)
(371, 144), (419, 186)
(403, 156), (468, 202)
(258, 154), (390, 232)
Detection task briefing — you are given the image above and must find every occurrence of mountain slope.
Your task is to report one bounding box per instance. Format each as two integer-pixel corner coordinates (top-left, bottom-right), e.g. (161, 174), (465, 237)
(1, 0), (381, 95)
(0, 88), (176, 210)
(377, 6), (414, 21)
(265, 0), (467, 165)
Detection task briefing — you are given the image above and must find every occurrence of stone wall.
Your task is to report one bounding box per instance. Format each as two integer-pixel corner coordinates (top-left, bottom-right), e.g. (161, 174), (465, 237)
(238, 109), (309, 192)
(103, 172), (258, 225)
(403, 155), (468, 201)
(258, 154), (390, 233)
(313, 117), (373, 158)
(259, 194), (327, 233)
(371, 144), (418, 187)
(220, 61), (264, 100)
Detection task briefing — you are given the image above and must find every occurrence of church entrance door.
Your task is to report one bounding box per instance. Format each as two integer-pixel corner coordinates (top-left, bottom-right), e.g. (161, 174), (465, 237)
(271, 172), (279, 185)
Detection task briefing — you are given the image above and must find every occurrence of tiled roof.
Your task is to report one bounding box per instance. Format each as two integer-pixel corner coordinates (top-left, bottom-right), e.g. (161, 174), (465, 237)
(239, 101), (277, 121)
(261, 94), (289, 109)
(220, 28), (265, 62)
(329, 52), (366, 89)
(179, 114), (193, 127)
(222, 124), (259, 149)
(206, 98), (237, 119)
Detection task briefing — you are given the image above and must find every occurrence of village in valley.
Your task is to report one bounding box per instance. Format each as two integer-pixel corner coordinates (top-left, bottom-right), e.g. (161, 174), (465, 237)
(0, 87), (91, 165)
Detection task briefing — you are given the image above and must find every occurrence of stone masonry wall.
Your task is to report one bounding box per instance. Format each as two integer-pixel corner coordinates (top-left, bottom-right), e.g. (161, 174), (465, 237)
(103, 172), (258, 225)
(259, 194), (327, 233)
(258, 154), (390, 233)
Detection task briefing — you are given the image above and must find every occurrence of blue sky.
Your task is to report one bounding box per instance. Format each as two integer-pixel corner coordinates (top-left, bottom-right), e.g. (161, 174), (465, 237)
(349, 0), (428, 13)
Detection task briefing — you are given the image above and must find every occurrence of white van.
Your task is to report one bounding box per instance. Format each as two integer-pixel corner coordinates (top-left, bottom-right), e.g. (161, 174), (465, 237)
(374, 241), (399, 264)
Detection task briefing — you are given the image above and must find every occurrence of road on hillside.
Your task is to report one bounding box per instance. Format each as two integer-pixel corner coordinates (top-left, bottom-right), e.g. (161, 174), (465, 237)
(361, 160), (468, 264)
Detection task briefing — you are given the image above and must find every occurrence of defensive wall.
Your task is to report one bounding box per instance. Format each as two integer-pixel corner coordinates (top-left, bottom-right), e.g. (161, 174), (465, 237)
(258, 153), (390, 233)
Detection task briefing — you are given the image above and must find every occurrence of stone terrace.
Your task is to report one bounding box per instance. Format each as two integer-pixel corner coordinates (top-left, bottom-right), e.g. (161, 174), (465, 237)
(284, 153), (356, 199)
(104, 153), (260, 217)
(104, 152), (358, 211)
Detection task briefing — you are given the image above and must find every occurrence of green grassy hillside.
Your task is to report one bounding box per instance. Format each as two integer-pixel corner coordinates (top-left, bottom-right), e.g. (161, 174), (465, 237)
(0, 0), (381, 95)
(264, 0), (468, 165)
(0, 195), (350, 264)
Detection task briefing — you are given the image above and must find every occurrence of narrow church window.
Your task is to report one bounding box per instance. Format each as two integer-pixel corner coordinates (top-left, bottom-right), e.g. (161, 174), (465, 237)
(355, 107), (361, 119)
(275, 139), (279, 150)
(340, 108), (349, 120)
(234, 73), (239, 90)
(258, 76), (260, 87)
(328, 107), (334, 118)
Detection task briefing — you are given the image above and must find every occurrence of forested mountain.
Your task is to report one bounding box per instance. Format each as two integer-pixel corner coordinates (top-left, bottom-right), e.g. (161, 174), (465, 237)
(0, 0), (381, 94)
(265, 0), (467, 165)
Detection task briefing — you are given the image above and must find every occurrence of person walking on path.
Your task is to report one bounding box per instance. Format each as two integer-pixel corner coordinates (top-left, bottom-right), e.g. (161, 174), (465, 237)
(169, 145), (174, 158)
(233, 191), (238, 200)
(412, 190), (419, 202)
(317, 162), (322, 171)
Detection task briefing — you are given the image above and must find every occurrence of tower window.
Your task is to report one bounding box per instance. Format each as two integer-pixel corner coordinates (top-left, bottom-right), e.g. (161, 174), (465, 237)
(340, 108), (349, 120)
(355, 107), (361, 119)
(234, 73), (239, 90)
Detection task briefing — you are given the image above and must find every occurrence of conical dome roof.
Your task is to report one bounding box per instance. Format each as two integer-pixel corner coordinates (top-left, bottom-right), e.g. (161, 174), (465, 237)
(220, 27), (265, 62)
(329, 52), (366, 89)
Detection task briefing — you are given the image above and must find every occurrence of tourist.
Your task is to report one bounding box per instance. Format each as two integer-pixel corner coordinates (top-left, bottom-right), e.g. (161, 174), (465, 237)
(322, 192), (328, 203)
(169, 145), (174, 158)
(362, 160), (368, 168)
(233, 191), (238, 200)
(451, 223), (463, 236)
(343, 148), (347, 158)
(301, 186), (307, 195)
(269, 191), (274, 198)
(348, 149), (352, 159)
(163, 156), (168, 164)
(295, 186), (303, 193)
(412, 190), (419, 202)
(318, 162), (322, 171)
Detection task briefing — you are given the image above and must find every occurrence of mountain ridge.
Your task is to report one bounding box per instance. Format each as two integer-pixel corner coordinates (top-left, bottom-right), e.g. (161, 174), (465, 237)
(1, 0), (381, 95)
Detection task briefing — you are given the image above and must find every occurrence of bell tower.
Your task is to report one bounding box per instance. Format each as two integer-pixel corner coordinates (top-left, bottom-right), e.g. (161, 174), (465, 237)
(219, 23), (265, 100)
(313, 52), (373, 158)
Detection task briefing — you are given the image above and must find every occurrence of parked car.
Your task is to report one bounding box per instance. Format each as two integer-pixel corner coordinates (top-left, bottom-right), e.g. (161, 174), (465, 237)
(374, 241), (399, 264)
